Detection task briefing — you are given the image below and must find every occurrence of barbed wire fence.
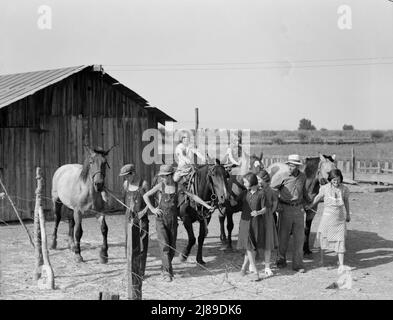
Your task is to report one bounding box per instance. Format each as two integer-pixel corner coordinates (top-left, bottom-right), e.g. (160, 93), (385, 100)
(0, 187), (267, 300)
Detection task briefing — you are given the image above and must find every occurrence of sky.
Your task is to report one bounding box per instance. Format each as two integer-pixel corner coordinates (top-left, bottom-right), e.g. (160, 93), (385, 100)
(0, 0), (392, 130)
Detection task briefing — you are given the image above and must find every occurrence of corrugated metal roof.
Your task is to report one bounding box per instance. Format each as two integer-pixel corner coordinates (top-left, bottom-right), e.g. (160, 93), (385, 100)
(0, 65), (89, 109)
(145, 106), (177, 124)
(0, 65), (176, 122)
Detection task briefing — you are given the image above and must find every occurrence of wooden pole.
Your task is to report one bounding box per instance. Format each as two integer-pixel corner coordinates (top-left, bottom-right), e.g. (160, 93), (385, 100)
(35, 167), (55, 289)
(127, 217), (142, 300)
(0, 176), (35, 248)
(194, 107), (199, 165)
(351, 147), (355, 181)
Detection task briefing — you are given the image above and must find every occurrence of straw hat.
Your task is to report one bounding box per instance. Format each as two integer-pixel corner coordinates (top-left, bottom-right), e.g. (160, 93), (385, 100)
(286, 154), (302, 166)
(157, 164), (175, 176)
(119, 164), (135, 176)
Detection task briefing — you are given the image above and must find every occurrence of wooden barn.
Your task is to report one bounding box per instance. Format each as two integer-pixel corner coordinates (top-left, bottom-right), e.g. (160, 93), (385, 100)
(0, 65), (175, 222)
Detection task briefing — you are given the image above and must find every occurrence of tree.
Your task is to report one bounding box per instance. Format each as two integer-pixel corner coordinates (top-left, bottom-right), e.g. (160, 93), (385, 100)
(343, 124), (354, 130)
(298, 118), (316, 130)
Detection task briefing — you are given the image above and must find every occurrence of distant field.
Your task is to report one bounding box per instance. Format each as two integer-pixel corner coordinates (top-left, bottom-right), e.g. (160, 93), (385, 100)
(161, 130), (393, 161)
(250, 142), (393, 160)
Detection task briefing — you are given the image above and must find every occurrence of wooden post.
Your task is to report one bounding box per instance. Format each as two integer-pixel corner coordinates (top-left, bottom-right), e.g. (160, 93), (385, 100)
(351, 147), (355, 181)
(34, 167), (55, 289)
(238, 130), (242, 158)
(127, 217), (142, 300)
(194, 108), (199, 165)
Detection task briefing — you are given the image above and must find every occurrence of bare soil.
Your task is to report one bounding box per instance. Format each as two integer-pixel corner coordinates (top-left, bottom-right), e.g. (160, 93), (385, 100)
(1, 191), (393, 300)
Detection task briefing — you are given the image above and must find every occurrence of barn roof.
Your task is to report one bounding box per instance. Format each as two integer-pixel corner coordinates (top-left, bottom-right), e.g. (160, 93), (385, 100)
(0, 65), (176, 123)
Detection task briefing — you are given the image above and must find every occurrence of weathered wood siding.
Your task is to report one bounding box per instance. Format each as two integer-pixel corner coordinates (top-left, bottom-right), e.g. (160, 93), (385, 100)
(0, 69), (160, 221)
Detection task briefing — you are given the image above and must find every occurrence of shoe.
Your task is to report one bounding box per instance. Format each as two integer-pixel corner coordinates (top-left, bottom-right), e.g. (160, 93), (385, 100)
(293, 268), (306, 273)
(240, 269), (247, 277)
(276, 259), (287, 268)
(162, 274), (173, 282)
(264, 267), (273, 277)
(250, 272), (260, 281)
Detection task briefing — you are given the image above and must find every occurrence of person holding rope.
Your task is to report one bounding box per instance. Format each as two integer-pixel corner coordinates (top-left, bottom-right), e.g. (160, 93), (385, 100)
(120, 164), (150, 279)
(143, 164), (213, 282)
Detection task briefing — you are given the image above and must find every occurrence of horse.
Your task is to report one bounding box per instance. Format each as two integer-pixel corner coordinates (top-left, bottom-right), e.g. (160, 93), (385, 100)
(50, 146), (113, 263)
(218, 152), (263, 250)
(266, 153), (337, 255)
(178, 160), (231, 264)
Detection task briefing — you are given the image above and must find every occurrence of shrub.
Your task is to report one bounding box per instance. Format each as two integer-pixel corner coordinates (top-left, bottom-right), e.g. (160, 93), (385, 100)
(343, 124), (354, 130)
(309, 137), (324, 144)
(371, 131), (385, 141)
(298, 132), (308, 143)
(272, 137), (285, 145)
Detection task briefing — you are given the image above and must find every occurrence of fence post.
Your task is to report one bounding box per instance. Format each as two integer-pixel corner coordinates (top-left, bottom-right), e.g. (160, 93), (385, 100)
(35, 167), (55, 289)
(351, 147), (355, 181)
(127, 217), (142, 300)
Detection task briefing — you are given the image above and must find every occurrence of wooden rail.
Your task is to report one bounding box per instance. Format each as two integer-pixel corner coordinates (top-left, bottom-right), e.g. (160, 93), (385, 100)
(261, 155), (393, 185)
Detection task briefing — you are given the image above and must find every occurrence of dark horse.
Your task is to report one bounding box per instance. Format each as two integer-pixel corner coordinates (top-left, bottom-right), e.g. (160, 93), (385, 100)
(50, 146), (113, 263)
(178, 161), (230, 264)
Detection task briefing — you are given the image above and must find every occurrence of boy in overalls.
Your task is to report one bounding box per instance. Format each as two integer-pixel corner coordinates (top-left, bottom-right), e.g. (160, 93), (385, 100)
(144, 164), (213, 282)
(120, 164), (149, 278)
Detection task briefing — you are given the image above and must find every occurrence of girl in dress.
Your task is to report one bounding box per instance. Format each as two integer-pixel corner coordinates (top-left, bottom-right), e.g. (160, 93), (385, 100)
(307, 169), (351, 272)
(256, 169), (279, 276)
(235, 173), (268, 281)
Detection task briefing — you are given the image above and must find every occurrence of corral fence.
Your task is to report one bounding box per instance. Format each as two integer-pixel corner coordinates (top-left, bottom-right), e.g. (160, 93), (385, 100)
(262, 154), (393, 185)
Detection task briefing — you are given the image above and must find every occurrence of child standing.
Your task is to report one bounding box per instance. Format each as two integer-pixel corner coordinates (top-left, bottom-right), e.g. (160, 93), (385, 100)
(235, 173), (268, 281)
(256, 169), (279, 277)
(120, 164), (150, 278)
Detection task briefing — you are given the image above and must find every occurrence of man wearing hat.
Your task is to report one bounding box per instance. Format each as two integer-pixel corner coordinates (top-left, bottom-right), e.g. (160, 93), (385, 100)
(270, 154), (313, 273)
(120, 163), (150, 279)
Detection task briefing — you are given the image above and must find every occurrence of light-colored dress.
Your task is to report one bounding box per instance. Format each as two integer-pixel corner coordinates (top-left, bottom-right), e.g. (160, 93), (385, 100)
(314, 184), (350, 253)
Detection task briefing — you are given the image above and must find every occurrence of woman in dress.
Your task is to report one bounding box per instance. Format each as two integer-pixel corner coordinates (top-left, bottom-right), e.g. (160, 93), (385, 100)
(255, 169), (279, 276)
(234, 172), (268, 281)
(306, 169), (351, 272)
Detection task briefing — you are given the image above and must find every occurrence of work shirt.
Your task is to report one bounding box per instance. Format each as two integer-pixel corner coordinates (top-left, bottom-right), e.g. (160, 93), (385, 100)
(270, 170), (312, 205)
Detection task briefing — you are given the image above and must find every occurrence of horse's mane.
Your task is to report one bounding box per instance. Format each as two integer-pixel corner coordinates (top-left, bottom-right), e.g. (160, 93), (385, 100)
(80, 156), (91, 182)
(304, 157), (320, 179)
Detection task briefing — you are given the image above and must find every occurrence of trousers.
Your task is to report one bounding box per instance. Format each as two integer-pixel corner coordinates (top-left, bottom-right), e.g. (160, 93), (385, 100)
(278, 204), (305, 269)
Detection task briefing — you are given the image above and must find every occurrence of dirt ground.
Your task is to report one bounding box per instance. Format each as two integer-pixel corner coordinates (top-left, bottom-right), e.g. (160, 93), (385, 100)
(1, 190), (393, 300)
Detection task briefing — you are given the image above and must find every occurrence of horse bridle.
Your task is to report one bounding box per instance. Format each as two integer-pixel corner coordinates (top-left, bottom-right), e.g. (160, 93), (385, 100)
(207, 164), (228, 216)
(90, 162), (109, 182)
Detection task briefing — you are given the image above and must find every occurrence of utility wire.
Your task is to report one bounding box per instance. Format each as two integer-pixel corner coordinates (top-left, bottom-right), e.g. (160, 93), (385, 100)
(104, 56), (393, 67)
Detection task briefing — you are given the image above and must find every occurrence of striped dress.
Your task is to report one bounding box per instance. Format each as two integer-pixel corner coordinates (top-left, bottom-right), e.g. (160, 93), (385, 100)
(314, 184), (350, 253)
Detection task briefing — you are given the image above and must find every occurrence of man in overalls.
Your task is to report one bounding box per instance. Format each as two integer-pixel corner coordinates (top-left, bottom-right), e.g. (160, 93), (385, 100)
(120, 164), (150, 279)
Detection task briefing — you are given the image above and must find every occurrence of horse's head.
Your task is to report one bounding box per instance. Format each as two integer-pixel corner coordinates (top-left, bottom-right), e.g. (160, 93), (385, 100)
(317, 153), (337, 185)
(250, 152), (264, 174)
(82, 146), (115, 192)
(208, 159), (230, 205)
